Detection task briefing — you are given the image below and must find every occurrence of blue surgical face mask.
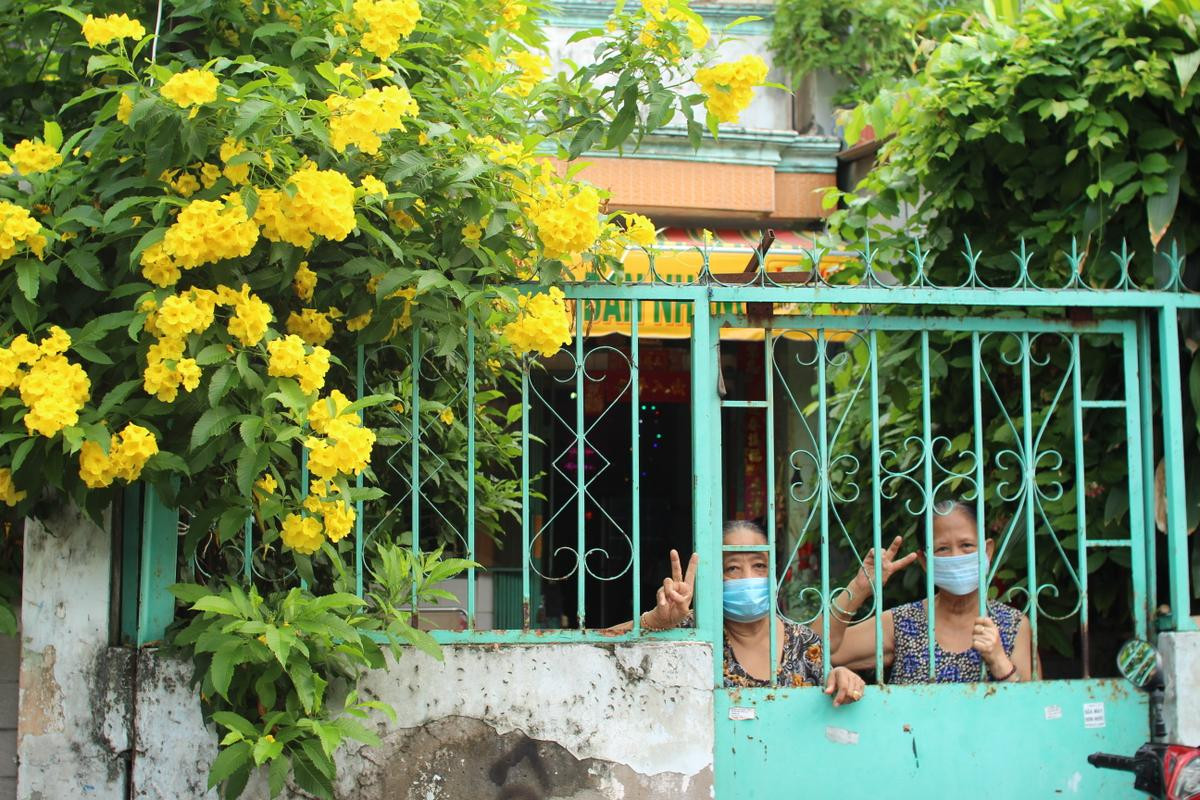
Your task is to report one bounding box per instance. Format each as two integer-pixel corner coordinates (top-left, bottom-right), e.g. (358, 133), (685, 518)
(932, 553), (989, 596)
(723, 577), (772, 622)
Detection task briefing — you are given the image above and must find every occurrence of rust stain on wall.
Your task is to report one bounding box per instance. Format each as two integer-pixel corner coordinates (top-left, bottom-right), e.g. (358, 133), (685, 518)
(18, 645), (64, 740)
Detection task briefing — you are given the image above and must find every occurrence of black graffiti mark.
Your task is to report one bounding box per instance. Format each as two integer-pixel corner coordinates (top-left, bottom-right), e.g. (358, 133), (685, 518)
(489, 735), (551, 800)
(497, 786), (543, 800)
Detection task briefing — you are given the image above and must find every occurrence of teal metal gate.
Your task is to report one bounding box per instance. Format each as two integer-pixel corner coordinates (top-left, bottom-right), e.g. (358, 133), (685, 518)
(128, 237), (1197, 798)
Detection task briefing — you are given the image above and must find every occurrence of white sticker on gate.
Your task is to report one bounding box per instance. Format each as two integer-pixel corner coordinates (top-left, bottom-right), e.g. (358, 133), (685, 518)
(1083, 702), (1106, 729)
(728, 706), (756, 721)
(1044, 705), (1062, 720)
(825, 726), (860, 745)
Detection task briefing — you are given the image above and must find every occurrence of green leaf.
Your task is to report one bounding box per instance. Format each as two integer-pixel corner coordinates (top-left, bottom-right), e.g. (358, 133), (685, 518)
(333, 717), (381, 748)
(211, 642), (241, 699)
(207, 741), (252, 789)
(43, 120), (63, 150)
(1174, 49), (1200, 94)
(208, 365), (238, 407)
(268, 754), (290, 797)
(168, 583), (211, 604)
(62, 250), (107, 291)
(196, 343), (231, 366)
(10, 439), (36, 474)
(192, 595), (242, 616)
(14, 261), (39, 302)
(212, 711), (259, 739)
(191, 406), (240, 450)
(291, 750), (334, 800)
(1148, 149), (1186, 248)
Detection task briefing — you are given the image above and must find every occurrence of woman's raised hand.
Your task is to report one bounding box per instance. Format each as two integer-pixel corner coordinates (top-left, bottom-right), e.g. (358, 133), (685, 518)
(643, 549), (698, 630)
(850, 535), (918, 597)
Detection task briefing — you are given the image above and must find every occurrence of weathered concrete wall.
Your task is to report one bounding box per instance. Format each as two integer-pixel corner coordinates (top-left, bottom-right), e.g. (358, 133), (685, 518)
(18, 506), (132, 800)
(1160, 630), (1200, 746)
(135, 642), (715, 800)
(0, 634), (18, 800)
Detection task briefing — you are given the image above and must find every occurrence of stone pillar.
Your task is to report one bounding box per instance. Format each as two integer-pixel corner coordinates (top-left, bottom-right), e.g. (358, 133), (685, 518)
(1160, 630), (1200, 746)
(18, 505), (132, 800)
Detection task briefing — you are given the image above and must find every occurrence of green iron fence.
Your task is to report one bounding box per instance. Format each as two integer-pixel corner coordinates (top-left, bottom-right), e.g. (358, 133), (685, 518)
(132, 237), (1197, 668)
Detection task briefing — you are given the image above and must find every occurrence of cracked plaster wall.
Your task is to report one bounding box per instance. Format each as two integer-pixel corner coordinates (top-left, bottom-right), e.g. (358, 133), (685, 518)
(133, 642), (715, 800)
(18, 505), (132, 800)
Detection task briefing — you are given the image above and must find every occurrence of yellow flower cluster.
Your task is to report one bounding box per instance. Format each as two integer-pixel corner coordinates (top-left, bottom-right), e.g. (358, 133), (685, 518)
(139, 243), (179, 287)
(307, 417), (376, 480)
(639, 0), (708, 51)
(294, 261), (317, 302)
(327, 85), (419, 154)
(286, 308), (335, 345)
(360, 175), (387, 197)
(302, 494), (356, 542)
(503, 287), (572, 357)
(525, 182), (602, 259)
(219, 139), (251, 185)
(160, 69), (220, 109)
(505, 51), (551, 97)
(353, 0), (422, 60)
(78, 424), (159, 488)
(160, 168), (201, 197)
(3, 328), (91, 437)
(254, 167), (356, 248)
(693, 55), (768, 125)
(0, 201), (47, 262)
(161, 197), (259, 270)
(142, 334), (202, 402)
(81, 13), (146, 47)
(255, 473), (277, 496)
(471, 135), (526, 167)
(0, 468), (25, 507)
(117, 93), (134, 124)
(306, 389), (375, 480)
(224, 284), (274, 346)
(267, 334), (331, 394)
(10, 139), (62, 175)
(280, 513), (324, 555)
(622, 213), (656, 247)
(439, 406), (455, 425)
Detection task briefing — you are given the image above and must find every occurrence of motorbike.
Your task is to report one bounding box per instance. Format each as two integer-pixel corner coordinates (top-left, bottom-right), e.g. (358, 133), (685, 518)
(1088, 639), (1200, 800)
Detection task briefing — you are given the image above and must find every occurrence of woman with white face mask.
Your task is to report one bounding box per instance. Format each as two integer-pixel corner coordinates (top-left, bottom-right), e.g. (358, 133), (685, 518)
(830, 501), (1036, 684)
(609, 520), (868, 703)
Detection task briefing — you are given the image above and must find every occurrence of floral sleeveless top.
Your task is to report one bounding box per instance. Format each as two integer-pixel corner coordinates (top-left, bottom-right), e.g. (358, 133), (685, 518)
(888, 599), (1021, 684)
(723, 620), (825, 688)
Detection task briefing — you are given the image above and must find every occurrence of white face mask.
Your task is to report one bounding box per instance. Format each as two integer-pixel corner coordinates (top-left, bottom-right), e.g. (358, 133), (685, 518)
(932, 552), (989, 596)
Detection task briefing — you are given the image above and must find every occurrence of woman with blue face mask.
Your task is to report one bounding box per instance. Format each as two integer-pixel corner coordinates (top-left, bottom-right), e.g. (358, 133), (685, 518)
(830, 501), (1036, 684)
(611, 520), (867, 703)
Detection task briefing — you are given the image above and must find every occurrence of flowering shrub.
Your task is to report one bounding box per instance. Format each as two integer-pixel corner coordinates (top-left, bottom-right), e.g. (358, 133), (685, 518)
(0, 0), (767, 795)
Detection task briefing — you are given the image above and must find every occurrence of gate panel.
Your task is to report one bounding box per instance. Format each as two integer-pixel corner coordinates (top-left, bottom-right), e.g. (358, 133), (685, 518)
(715, 682), (1147, 798)
(710, 313), (1153, 798)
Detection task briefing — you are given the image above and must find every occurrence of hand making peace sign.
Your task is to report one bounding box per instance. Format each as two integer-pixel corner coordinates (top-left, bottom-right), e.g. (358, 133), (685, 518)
(643, 549), (698, 630)
(849, 535), (919, 599)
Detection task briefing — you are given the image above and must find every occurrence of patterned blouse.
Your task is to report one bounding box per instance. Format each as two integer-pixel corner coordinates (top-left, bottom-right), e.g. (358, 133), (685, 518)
(723, 620), (825, 688)
(888, 599), (1022, 684)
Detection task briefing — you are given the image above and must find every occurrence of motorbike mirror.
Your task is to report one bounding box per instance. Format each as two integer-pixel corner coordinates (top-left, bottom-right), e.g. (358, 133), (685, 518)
(1116, 638), (1162, 690)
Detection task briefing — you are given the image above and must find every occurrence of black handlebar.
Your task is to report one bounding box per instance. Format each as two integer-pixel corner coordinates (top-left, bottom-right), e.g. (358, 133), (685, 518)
(1088, 753), (1137, 773)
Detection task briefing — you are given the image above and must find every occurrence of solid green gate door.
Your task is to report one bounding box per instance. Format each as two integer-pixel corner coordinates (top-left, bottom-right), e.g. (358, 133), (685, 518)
(704, 309), (1156, 799)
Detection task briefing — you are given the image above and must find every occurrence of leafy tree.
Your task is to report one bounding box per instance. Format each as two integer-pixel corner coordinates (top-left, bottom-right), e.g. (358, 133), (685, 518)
(0, 0), (768, 794)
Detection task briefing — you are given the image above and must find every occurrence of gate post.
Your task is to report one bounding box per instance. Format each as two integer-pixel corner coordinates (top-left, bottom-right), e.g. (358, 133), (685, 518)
(136, 485), (178, 646)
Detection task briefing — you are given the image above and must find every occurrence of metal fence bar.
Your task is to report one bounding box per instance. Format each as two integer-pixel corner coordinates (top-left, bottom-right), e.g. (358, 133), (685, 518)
(1137, 314), (1158, 619)
(1020, 332), (1041, 678)
(630, 300), (641, 635)
(1071, 333), (1090, 678)
(138, 484), (179, 646)
(1122, 325), (1148, 640)
(355, 343), (365, 599)
(869, 330), (885, 682)
(817, 329), (831, 679)
(466, 320), (476, 630)
(692, 294), (724, 686)
(972, 331), (987, 681)
(521, 361), (531, 630)
(920, 331), (936, 681)
(765, 332), (778, 687)
(1156, 306), (1196, 631)
(713, 314), (1130, 336)
(409, 326), (420, 614)
(574, 303), (586, 629)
